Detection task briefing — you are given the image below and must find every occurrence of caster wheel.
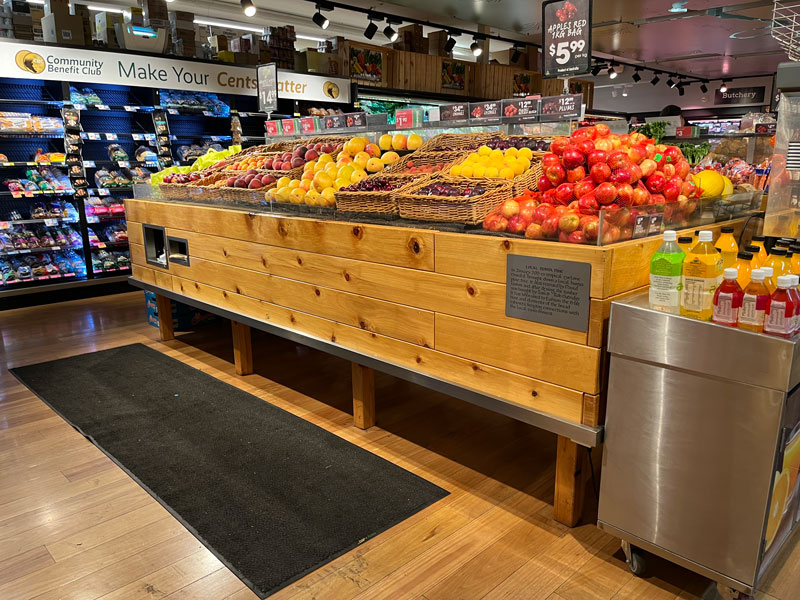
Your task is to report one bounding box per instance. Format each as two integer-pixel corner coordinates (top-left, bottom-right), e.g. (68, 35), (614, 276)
(627, 546), (646, 576)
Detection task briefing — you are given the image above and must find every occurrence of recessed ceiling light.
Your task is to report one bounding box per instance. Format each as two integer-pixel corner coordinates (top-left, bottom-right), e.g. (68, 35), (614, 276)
(668, 1), (688, 12)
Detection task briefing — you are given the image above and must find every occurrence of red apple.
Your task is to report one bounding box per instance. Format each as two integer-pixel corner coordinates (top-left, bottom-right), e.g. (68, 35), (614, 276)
(616, 183), (634, 207)
(524, 223), (544, 239)
(645, 172), (666, 194)
(507, 215), (528, 234)
(587, 150), (608, 167)
(675, 160), (690, 179)
(662, 163), (676, 178)
(558, 212), (580, 233)
(484, 214), (508, 232)
(545, 165), (566, 186)
(681, 180), (698, 198)
(537, 175), (552, 192)
(629, 164), (643, 184)
(649, 193), (666, 205)
(573, 178), (596, 199)
(590, 162), (611, 183)
(583, 217), (600, 241)
(500, 199), (520, 219)
(644, 143), (656, 160)
(566, 166), (586, 183)
(519, 198), (538, 211)
(575, 139), (595, 156)
(562, 147), (585, 169)
(568, 230), (586, 244)
(663, 182), (680, 202)
(593, 137), (613, 152)
(519, 206), (535, 224)
(577, 193), (599, 214)
(541, 153), (561, 168)
(542, 215), (560, 237)
(607, 150), (631, 170)
(595, 182), (618, 205)
(632, 184), (650, 206)
(626, 145), (644, 164)
(610, 166), (632, 185)
(554, 205), (569, 217)
(550, 137), (571, 156)
(532, 203), (554, 224)
(595, 124), (610, 137)
(542, 188), (558, 204)
(664, 146), (682, 164)
(571, 126), (596, 141)
(639, 159), (657, 178)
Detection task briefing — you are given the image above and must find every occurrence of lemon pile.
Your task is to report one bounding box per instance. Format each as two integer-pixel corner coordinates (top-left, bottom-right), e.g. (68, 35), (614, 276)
(339, 136), (400, 175)
(266, 152), (344, 206)
(449, 146), (533, 180)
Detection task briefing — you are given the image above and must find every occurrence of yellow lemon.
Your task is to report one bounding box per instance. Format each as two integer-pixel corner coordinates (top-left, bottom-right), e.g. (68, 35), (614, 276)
(303, 160), (316, 172)
(350, 169), (367, 184)
(489, 149), (504, 161)
(479, 156), (491, 167)
(313, 171), (333, 192)
(318, 153), (333, 164)
(288, 179), (301, 189)
(472, 164), (486, 178)
(485, 166), (499, 178)
(321, 187), (336, 205)
(289, 187), (306, 204)
(518, 147), (533, 160)
(347, 137), (366, 154)
(353, 151), (370, 170)
(381, 151), (400, 165)
(449, 164), (463, 177)
(366, 157), (385, 172)
(504, 147), (518, 158)
(467, 152), (480, 164)
(407, 133), (423, 150)
(477, 145), (491, 157)
(277, 176), (291, 188)
(517, 157), (531, 172)
(324, 163), (338, 176)
(378, 134), (393, 151)
(461, 165), (474, 177)
(306, 188), (321, 204)
(391, 134), (407, 151)
(275, 186), (291, 202)
(334, 177), (350, 190)
(499, 167), (515, 180)
(337, 165), (354, 180)
(511, 161), (525, 176)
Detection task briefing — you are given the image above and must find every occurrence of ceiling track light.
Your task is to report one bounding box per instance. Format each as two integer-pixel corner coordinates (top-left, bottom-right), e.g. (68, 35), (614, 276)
(667, 76), (676, 88)
(608, 66), (616, 79)
(631, 68), (641, 83)
(720, 80), (729, 93)
(511, 44), (522, 63)
(241, 0), (256, 17)
(700, 81), (708, 93)
(622, 87), (628, 97)
(590, 64), (603, 76)
(444, 33), (457, 53)
(678, 86), (685, 96)
(650, 73), (660, 85)
(470, 35), (484, 57)
(384, 24), (398, 41)
(363, 15), (378, 40)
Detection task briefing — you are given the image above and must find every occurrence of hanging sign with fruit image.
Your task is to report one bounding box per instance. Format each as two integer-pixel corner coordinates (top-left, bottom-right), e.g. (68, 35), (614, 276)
(441, 61), (466, 90)
(349, 47), (383, 83)
(542, 0), (592, 78)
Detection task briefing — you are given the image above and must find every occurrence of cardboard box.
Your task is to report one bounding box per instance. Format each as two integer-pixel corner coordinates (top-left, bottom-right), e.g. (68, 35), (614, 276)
(527, 46), (540, 73)
(428, 30), (451, 57)
(44, 0), (69, 17)
(125, 6), (143, 26)
(301, 49), (340, 74)
(209, 34), (227, 51)
(41, 11), (84, 45)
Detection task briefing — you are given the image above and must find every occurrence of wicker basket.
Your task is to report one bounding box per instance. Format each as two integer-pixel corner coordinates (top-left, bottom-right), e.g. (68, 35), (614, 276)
(418, 132), (495, 152)
(396, 175), (512, 224)
(449, 155), (545, 197)
(219, 185), (274, 206)
(334, 173), (429, 215)
(384, 151), (466, 175)
(158, 182), (191, 200)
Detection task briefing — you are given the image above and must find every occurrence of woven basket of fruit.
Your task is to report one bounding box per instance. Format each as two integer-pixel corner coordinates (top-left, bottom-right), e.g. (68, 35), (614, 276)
(334, 173), (429, 214)
(418, 132), (495, 152)
(384, 151), (466, 175)
(396, 175), (512, 224)
(158, 171), (211, 199)
(449, 146), (545, 197)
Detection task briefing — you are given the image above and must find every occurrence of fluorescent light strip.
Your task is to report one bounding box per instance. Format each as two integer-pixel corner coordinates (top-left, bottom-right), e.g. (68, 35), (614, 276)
(26, 0), (45, 4)
(193, 18), (263, 33)
(296, 34), (326, 42)
(87, 5), (125, 13)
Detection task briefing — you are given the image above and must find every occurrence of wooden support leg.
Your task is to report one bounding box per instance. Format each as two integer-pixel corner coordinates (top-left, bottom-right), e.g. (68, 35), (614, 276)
(351, 363), (375, 430)
(231, 321), (253, 376)
(554, 435), (587, 527)
(154, 294), (174, 342)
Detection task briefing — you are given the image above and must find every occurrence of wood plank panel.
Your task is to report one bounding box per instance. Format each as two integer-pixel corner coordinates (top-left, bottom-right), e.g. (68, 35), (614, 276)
(435, 231), (609, 297)
(166, 276), (585, 421)
(125, 198), (435, 271)
(126, 221), (144, 245)
(553, 436), (586, 527)
(435, 314), (601, 394)
(168, 257), (435, 348)
(162, 228), (588, 344)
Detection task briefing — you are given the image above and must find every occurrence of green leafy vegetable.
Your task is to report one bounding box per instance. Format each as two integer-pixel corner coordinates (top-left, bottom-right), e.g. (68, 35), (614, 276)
(630, 121), (668, 144)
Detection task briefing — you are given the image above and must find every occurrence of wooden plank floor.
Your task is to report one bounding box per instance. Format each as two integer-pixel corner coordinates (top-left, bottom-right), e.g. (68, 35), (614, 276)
(0, 290), (793, 600)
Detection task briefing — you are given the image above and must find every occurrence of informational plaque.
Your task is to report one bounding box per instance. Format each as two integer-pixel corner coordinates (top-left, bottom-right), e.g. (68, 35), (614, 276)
(506, 255), (590, 331)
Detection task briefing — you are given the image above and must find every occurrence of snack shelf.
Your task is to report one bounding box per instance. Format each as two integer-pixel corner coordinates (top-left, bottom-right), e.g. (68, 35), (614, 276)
(85, 160), (160, 169)
(75, 105), (155, 113)
(92, 266), (131, 274)
(2, 272), (82, 284)
(0, 133), (65, 139)
(90, 240), (129, 248)
(0, 244), (82, 257)
(662, 132), (774, 140)
(2, 218), (79, 225)
(0, 190), (75, 198)
(0, 162), (66, 168)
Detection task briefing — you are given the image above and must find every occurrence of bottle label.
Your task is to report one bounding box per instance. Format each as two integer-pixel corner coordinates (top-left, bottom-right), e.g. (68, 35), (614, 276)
(649, 274), (681, 310)
(713, 292), (738, 324)
(682, 276), (718, 312)
(766, 301), (791, 334)
(740, 294), (766, 326)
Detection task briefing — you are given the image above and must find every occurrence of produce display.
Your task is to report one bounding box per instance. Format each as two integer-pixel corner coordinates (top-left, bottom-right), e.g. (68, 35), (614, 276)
(450, 145), (535, 180)
(265, 152), (344, 206)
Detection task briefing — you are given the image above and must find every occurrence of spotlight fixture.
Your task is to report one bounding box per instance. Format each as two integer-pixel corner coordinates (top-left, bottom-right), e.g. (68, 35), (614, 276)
(363, 16), (378, 40)
(241, 0), (256, 17)
(666, 76), (676, 88)
(591, 64), (603, 76)
(511, 44), (522, 63)
(631, 68), (641, 83)
(444, 34), (456, 53)
(384, 24), (398, 41)
(611, 88), (619, 98)
(650, 73), (660, 86)
(470, 35), (483, 57)
(312, 6), (329, 29)
(678, 86), (685, 96)
(720, 80), (728, 93)
(700, 81), (708, 93)
(608, 66), (617, 79)
(622, 87), (628, 97)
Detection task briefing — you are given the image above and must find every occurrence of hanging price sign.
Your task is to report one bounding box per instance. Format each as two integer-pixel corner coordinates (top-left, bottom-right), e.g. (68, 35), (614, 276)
(542, 0), (592, 78)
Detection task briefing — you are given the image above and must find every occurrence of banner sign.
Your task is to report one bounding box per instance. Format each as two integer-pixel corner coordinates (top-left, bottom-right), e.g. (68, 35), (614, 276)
(542, 0), (592, 78)
(257, 63), (277, 113)
(275, 71), (351, 103)
(714, 86), (766, 106)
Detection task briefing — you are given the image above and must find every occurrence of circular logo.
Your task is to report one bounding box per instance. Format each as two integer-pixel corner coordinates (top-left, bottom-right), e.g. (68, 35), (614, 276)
(323, 81), (340, 99)
(15, 50), (45, 74)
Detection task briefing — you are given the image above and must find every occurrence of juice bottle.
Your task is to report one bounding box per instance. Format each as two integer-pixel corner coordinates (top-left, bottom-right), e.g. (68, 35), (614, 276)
(765, 247), (790, 278)
(693, 230), (701, 247)
(649, 230), (685, 314)
(786, 251), (796, 279)
(762, 266), (777, 294)
(739, 269), (770, 333)
(713, 268), (744, 327)
(765, 275), (797, 338)
(790, 275), (800, 334)
(751, 235), (769, 265)
(682, 231), (724, 321)
(744, 244), (762, 268)
(733, 251), (753, 289)
(677, 236), (694, 256)
(791, 245), (800, 274)
(714, 226), (739, 268)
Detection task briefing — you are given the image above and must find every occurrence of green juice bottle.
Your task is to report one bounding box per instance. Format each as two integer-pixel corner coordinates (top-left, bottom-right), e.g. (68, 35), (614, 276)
(650, 230), (685, 314)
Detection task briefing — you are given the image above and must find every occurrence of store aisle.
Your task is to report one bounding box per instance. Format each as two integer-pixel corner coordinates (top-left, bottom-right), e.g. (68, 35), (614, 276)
(0, 291), (792, 600)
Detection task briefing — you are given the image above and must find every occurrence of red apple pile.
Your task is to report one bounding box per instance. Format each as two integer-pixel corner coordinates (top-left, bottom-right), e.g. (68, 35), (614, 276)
(264, 142), (340, 171)
(162, 171), (206, 184)
(225, 170), (277, 190)
(482, 124), (702, 243)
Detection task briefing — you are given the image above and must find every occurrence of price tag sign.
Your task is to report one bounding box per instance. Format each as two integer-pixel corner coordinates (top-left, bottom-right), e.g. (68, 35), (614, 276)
(0, 162), (9, 166)
(118, 160), (130, 167)
(23, 190), (34, 197)
(132, 133), (144, 141)
(167, 108), (178, 114)
(440, 103), (470, 122)
(395, 109), (414, 129)
(105, 133), (118, 141)
(10, 191), (21, 198)
(265, 121), (280, 136)
(73, 103), (86, 111)
(257, 63), (278, 114)
(97, 242), (106, 248)
(0, 221), (9, 229)
(99, 188), (110, 196)
(87, 215), (99, 223)
(469, 101), (501, 119)
(300, 117), (317, 134)
(323, 115), (346, 130)
(344, 112), (367, 128)
(87, 132), (100, 140)
(502, 98), (541, 119)
(96, 104), (110, 111)
(540, 94), (582, 120)
(145, 133), (156, 141)
(202, 110), (213, 117)
(124, 105), (138, 112)
(44, 218), (58, 226)
(79, 132), (87, 139)
(84, 160), (96, 168)
(281, 119), (296, 135)
(542, 0), (592, 78)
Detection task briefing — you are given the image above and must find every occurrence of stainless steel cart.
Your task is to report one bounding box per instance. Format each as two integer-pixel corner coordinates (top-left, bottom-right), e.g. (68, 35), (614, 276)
(598, 292), (800, 596)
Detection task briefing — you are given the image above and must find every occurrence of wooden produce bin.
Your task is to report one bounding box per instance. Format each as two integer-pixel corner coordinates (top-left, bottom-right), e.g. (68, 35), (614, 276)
(126, 197), (749, 527)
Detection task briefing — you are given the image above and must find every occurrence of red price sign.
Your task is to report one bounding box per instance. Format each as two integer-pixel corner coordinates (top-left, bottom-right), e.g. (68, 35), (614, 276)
(281, 119), (296, 135)
(395, 109), (413, 129)
(265, 121), (280, 136)
(300, 118), (316, 133)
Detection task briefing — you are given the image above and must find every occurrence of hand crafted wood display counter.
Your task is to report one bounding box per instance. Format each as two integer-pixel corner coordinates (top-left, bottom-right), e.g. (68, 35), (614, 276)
(125, 197), (750, 527)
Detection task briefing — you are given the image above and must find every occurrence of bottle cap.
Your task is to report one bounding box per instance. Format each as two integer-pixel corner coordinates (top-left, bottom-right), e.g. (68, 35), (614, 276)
(737, 251), (753, 260)
(777, 275), (792, 288)
(750, 269), (766, 282)
(772, 247), (788, 256)
(753, 235), (765, 242)
(694, 230), (701, 237)
(698, 231), (713, 242)
(762, 266), (774, 277)
(678, 236), (693, 244)
(780, 238), (796, 244)
(744, 245), (760, 253)
(723, 268), (738, 280)
(792, 275), (800, 286)
(776, 240), (791, 248)
(791, 245), (800, 253)
(721, 227), (734, 234)
(663, 230), (677, 242)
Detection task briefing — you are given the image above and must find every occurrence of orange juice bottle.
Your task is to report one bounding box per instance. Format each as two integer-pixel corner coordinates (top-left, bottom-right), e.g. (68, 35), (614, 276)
(739, 269), (770, 332)
(733, 251), (753, 289)
(714, 226), (739, 268)
(693, 230), (701, 246)
(677, 236), (694, 256)
(682, 231), (724, 321)
(765, 248), (791, 278)
(744, 245), (762, 268)
(751, 235), (768, 266)
(765, 275), (798, 338)
(762, 266), (777, 294)
(791, 245), (800, 274)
